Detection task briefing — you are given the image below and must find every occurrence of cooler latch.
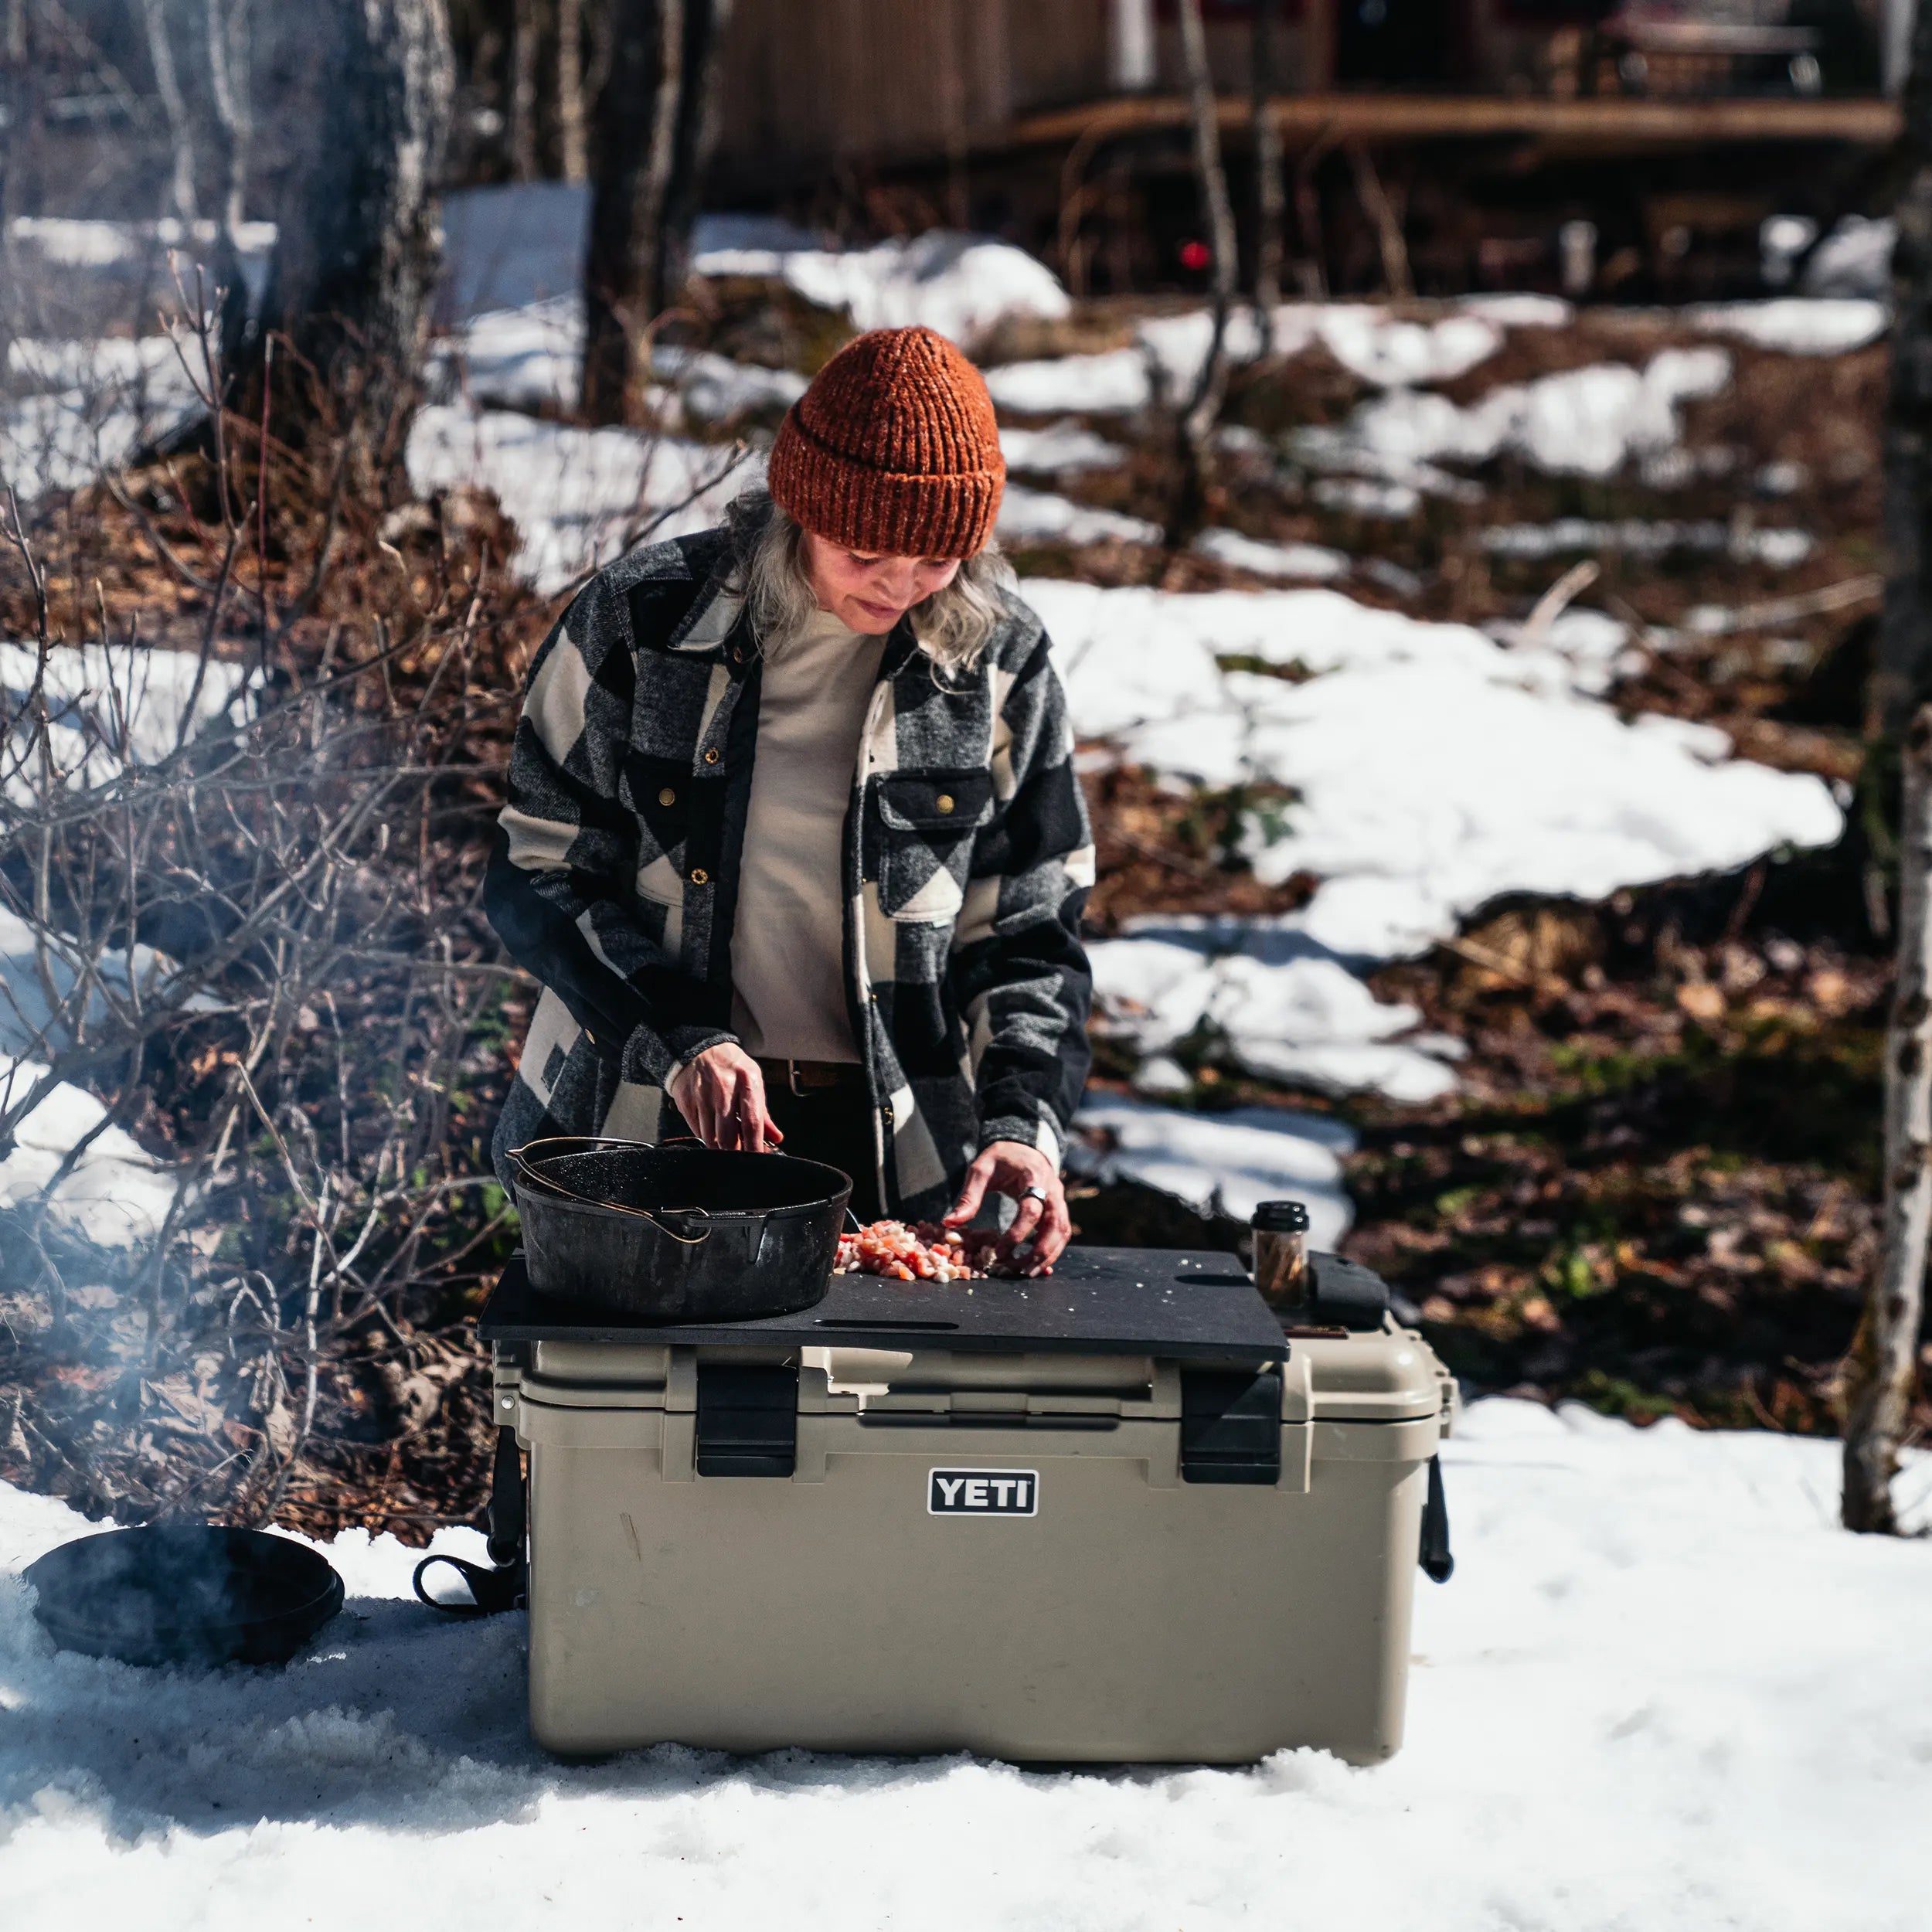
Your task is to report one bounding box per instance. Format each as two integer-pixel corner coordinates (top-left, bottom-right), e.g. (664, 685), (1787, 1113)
(696, 1364), (799, 1477)
(1179, 1366), (1284, 1485)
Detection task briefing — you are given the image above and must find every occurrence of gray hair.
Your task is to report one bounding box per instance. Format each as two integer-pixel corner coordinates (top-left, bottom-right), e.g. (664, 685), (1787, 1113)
(727, 490), (1015, 678)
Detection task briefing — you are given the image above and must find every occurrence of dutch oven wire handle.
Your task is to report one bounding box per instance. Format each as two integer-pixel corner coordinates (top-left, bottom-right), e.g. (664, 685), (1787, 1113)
(505, 1137), (712, 1247)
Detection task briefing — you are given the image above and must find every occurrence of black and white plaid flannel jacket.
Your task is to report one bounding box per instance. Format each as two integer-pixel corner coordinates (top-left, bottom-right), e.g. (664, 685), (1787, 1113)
(485, 518), (1095, 1220)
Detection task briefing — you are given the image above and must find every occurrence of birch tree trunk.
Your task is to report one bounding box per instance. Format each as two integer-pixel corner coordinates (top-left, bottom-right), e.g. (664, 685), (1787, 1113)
(1250, 0), (1284, 349)
(139, 0), (199, 222)
(1845, 703), (1932, 1530)
(556, 0), (587, 183)
(509, 0), (539, 181)
(1170, 0), (1237, 539)
(204, 0), (254, 238)
(1876, 1), (1932, 738)
(580, 0), (729, 426)
(241, 0), (454, 446)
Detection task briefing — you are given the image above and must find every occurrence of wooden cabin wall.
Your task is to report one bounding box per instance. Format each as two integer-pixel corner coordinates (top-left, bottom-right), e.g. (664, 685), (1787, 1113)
(713, 0), (1027, 187)
(709, 0), (1330, 190)
(1149, 15), (1324, 94)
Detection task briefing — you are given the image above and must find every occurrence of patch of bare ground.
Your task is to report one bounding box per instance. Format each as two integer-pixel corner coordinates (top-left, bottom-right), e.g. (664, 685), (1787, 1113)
(1342, 872), (1900, 1437)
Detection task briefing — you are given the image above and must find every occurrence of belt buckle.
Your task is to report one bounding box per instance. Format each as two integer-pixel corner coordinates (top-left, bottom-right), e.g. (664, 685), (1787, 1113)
(786, 1059), (807, 1097)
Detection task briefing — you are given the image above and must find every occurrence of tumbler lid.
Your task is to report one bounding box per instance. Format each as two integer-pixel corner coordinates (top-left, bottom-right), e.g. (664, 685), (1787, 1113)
(1250, 1199), (1310, 1233)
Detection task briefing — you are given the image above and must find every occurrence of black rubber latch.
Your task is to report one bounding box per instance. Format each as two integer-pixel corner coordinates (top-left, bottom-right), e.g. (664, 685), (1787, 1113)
(1179, 1366), (1283, 1485)
(1420, 1454), (1454, 1583)
(696, 1362), (799, 1477)
(1309, 1253), (1391, 1331)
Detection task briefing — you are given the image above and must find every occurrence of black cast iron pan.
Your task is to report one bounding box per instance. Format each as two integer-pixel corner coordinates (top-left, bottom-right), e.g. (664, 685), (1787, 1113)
(25, 1526), (345, 1668)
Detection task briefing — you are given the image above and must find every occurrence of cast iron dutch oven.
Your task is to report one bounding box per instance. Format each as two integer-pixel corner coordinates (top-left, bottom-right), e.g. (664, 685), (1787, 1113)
(506, 1136), (850, 1319)
(26, 1526), (344, 1667)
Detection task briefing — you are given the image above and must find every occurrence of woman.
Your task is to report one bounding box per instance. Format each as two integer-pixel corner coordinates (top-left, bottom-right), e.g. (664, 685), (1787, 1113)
(487, 325), (1094, 1269)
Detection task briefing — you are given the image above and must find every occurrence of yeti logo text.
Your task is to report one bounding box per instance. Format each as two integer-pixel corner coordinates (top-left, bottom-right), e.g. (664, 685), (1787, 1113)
(928, 1468), (1039, 1516)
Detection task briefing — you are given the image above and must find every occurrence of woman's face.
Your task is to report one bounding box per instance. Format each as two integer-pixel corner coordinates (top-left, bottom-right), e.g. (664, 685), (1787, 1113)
(804, 531), (963, 634)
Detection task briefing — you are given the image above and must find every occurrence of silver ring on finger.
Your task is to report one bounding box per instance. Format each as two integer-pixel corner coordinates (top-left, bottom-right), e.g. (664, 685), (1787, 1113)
(1022, 1185), (1049, 1203)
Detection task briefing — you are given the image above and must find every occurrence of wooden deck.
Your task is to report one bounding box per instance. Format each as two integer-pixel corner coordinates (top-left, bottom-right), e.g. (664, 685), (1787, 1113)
(1009, 92), (1902, 153)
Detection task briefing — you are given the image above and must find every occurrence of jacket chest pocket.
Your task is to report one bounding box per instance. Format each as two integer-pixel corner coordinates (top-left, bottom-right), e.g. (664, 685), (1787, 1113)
(869, 770), (995, 923)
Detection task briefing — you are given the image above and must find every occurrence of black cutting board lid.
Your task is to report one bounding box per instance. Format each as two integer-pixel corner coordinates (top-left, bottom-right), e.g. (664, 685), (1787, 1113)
(480, 1246), (1285, 1362)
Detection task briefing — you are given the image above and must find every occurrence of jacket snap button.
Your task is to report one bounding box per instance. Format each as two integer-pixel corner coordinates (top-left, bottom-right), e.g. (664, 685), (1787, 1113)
(689, 867), (709, 885)
(703, 747), (720, 765)
(658, 787), (676, 807)
(936, 794), (955, 814)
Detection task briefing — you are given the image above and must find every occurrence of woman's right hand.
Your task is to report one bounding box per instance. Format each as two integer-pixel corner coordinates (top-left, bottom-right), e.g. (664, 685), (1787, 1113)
(669, 1044), (784, 1152)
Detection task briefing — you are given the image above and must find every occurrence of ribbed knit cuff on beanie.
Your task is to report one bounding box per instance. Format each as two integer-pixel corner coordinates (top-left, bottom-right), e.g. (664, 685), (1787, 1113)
(767, 325), (1005, 560)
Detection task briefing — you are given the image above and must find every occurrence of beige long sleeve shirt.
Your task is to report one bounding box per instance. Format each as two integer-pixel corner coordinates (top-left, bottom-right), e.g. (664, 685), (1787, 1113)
(729, 605), (887, 1062)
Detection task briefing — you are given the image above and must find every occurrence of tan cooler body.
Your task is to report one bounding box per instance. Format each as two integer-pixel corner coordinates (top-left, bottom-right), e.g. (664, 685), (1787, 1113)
(481, 1246), (1453, 1766)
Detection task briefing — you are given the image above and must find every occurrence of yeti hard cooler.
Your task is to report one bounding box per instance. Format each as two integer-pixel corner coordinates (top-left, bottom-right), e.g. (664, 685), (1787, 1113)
(480, 1245), (1453, 1764)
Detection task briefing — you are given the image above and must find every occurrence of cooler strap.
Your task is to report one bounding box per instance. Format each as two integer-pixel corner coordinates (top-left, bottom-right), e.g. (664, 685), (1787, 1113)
(413, 1427), (528, 1616)
(1419, 1454), (1454, 1583)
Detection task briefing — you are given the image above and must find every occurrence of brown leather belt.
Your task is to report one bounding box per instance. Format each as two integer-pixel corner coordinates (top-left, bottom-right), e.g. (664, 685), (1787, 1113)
(756, 1056), (865, 1096)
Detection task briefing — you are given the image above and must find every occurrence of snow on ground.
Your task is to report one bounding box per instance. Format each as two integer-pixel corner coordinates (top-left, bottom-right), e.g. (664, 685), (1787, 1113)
(2, 335), (205, 507)
(0, 906), (223, 1066)
(1801, 214), (1893, 299)
(983, 345), (1152, 415)
(1481, 518), (1815, 568)
(437, 191), (1070, 349)
(997, 485), (1159, 549)
(777, 230), (1070, 344)
(1684, 298), (1888, 355)
(998, 420), (1127, 476)
(2, 1409), (1926, 1931)
(1029, 578), (1842, 958)
(430, 294), (583, 410)
(1298, 346), (1733, 485)
(2, 219), (276, 501)
(1071, 1094), (1355, 1239)
(1485, 608), (1636, 698)
(1090, 924), (1461, 1105)
(1139, 305), (1504, 396)
(404, 401), (760, 596)
(1190, 528), (1349, 581)
(430, 300), (811, 420)
(985, 303), (1505, 419)
(0, 1056), (178, 1247)
(1458, 292), (1573, 328)
(653, 346), (808, 423)
(0, 638), (256, 790)
(5, 215), (277, 298)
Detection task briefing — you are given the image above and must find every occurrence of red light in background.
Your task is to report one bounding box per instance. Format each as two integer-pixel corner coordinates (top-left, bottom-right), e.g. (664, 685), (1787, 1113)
(1179, 240), (1211, 272)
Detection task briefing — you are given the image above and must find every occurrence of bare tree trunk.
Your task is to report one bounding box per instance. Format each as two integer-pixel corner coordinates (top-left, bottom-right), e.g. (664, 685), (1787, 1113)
(1349, 141), (1412, 300)
(509, 0), (539, 181)
(139, 0), (199, 222)
(1845, 702), (1932, 1530)
(556, 0), (587, 183)
(580, 0), (730, 426)
(1848, 5), (1932, 1528)
(204, 0), (253, 238)
(1250, 0), (1284, 349)
(939, 0), (970, 230)
(1170, 0), (1236, 541)
(240, 0), (454, 449)
(1877, 3), (1932, 739)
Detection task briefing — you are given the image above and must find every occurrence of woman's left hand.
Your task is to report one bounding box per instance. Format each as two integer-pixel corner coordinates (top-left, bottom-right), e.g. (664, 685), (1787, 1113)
(943, 1141), (1072, 1274)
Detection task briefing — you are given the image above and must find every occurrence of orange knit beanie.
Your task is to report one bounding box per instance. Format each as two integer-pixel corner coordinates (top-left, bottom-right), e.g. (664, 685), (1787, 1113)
(767, 326), (1005, 559)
